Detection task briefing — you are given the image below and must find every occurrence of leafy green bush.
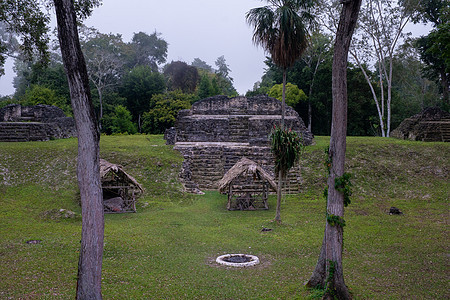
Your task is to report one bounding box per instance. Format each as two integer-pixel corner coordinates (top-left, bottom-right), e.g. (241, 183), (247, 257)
(20, 84), (71, 115)
(268, 82), (307, 108)
(141, 91), (192, 134)
(102, 105), (137, 134)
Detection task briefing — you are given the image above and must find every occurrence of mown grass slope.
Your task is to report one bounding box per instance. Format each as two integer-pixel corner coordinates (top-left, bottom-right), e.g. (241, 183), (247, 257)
(0, 135), (448, 299)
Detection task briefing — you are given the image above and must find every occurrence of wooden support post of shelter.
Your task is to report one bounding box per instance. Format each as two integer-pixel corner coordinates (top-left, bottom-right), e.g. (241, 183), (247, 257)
(218, 157), (277, 211)
(100, 159), (143, 213)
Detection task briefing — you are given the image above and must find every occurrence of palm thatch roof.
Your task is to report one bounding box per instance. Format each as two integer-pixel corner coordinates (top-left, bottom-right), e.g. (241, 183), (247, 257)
(100, 159), (143, 192)
(218, 157), (277, 193)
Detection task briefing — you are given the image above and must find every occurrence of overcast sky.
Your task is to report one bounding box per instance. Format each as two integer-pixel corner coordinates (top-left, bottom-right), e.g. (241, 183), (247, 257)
(0, 0), (431, 97)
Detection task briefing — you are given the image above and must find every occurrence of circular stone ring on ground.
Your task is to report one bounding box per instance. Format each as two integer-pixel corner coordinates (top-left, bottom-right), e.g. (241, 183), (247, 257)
(216, 254), (260, 267)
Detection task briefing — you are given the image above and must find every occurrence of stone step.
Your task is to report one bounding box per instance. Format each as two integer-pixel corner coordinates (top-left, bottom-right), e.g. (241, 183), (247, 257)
(0, 136), (29, 142)
(18, 117), (35, 121)
(0, 124), (31, 130)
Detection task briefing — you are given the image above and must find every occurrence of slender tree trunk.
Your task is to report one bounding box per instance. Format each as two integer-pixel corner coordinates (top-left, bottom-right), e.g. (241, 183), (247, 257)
(308, 81), (313, 132)
(440, 68), (449, 105)
(274, 68), (288, 223)
(306, 1), (361, 298)
(54, 1), (104, 299)
(378, 60), (386, 137)
(275, 169), (283, 223)
(99, 88), (103, 122)
(281, 68), (287, 128)
(308, 101), (312, 132)
(387, 82), (392, 137)
(350, 52), (385, 137)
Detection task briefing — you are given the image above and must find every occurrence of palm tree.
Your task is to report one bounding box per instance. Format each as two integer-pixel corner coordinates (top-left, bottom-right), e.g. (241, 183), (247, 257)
(247, 0), (313, 223)
(246, 0), (313, 127)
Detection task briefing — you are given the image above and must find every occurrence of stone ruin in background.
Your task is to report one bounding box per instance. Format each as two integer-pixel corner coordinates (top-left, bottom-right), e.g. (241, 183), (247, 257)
(165, 95), (314, 194)
(0, 104), (76, 142)
(391, 107), (450, 142)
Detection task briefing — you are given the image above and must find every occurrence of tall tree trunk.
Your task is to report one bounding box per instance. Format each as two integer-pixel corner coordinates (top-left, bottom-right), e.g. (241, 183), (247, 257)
(306, 0), (362, 298)
(54, 1), (104, 299)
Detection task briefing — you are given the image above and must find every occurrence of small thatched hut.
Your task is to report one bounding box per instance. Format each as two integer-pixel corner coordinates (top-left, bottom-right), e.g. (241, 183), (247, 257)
(100, 159), (143, 213)
(218, 157), (277, 210)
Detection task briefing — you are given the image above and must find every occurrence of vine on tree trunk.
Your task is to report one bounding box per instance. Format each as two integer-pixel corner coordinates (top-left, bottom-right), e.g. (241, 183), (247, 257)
(325, 260), (337, 297)
(326, 213), (346, 227)
(335, 172), (352, 207)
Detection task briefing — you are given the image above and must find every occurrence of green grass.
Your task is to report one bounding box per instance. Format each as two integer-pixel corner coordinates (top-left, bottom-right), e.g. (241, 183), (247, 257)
(0, 135), (448, 299)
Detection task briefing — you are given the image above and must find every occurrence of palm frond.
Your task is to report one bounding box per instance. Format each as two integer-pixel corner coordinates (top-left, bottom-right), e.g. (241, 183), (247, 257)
(246, 0), (314, 69)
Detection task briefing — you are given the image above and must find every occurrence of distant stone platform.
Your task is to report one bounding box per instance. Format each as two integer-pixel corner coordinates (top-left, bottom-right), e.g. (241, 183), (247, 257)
(0, 104), (76, 142)
(391, 107), (450, 142)
(166, 95), (313, 193)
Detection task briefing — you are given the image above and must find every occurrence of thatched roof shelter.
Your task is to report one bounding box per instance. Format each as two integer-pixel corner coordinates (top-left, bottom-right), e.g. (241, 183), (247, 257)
(100, 159), (143, 190)
(100, 159), (143, 213)
(218, 157), (277, 210)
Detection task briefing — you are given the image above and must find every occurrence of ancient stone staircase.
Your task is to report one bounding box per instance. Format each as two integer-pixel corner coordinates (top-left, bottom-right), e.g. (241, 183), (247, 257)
(0, 122), (48, 142)
(189, 147), (225, 189)
(229, 116), (249, 142)
(419, 119), (450, 142)
(439, 119), (450, 142)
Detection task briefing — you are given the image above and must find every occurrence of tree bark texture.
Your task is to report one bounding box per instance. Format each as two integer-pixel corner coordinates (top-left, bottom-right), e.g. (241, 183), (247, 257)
(440, 67), (449, 105)
(54, 1), (104, 299)
(307, 1), (362, 299)
(275, 169), (283, 223)
(281, 68), (287, 128)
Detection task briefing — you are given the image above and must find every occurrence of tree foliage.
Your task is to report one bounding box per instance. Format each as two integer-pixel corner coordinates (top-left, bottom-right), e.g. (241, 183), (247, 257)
(269, 124), (304, 223)
(0, 0), (50, 74)
(247, 0), (314, 127)
(80, 26), (126, 121)
(141, 91), (193, 134)
(164, 61), (199, 93)
(196, 72), (219, 99)
(412, 1), (450, 105)
(350, 0), (419, 137)
(246, 0), (313, 70)
(102, 104), (137, 135)
(256, 54), (376, 136)
(268, 82), (307, 108)
(120, 65), (166, 126)
(191, 57), (212, 72)
(20, 84), (70, 114)
(270, 125), (303, 176)
(126, 31), (168, 71)
(13, 58), (70, 105)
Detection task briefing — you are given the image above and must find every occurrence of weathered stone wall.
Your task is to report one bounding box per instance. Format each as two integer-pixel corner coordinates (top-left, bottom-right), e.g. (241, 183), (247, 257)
(391, 107), (450, 142)
(168, 95), (313, 193)
(0, 104), (76, 142)
(170, 95), (314, 146)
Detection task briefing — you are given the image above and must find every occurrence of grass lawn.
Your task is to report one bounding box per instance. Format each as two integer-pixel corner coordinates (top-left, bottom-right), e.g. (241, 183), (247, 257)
(0, 135), (448, 299)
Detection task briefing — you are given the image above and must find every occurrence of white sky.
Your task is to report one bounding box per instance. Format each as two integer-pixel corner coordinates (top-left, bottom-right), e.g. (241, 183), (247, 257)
(0, 0), (431, 97)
